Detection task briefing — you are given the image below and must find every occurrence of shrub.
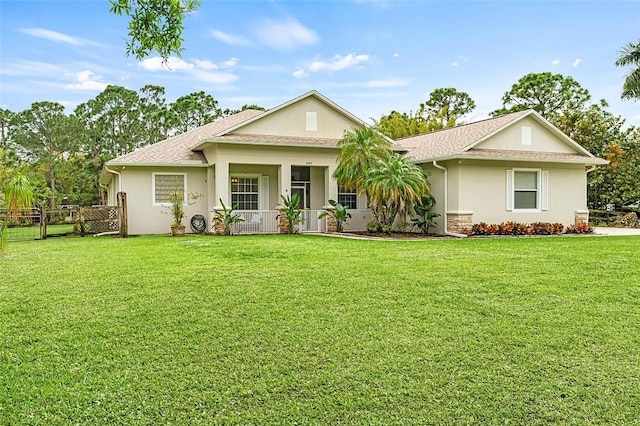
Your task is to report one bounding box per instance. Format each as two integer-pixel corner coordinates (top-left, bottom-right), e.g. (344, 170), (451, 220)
(613, 212), (640, 228)
(471, 221), (565, 236)
(565, 223), (594, 234)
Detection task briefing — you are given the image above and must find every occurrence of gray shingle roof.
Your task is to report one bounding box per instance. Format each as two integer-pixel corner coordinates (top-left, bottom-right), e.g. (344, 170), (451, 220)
(214, 133), (340, 147)
(399, 110), (530, 161)
(106, 109), (264, 165)
(399, 109), (606, 165)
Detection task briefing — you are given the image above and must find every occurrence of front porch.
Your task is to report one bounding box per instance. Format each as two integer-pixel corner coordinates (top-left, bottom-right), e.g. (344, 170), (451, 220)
(218, 209), (373, 234)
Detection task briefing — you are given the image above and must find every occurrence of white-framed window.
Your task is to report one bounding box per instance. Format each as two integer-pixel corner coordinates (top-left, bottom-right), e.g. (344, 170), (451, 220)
(153, 173), (186, 206)
(337, 186), (357, 209)
(231, 175), (259, 210)
(506, 169), (548, 212)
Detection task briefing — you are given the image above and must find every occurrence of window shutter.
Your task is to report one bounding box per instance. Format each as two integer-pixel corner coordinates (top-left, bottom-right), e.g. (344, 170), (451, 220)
(541, 171), (549, 211)
(506, 169), (514, 211)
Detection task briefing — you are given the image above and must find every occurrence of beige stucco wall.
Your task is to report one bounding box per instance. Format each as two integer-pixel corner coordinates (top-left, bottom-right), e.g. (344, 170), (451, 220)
(422, 160), (587, 232)
(118, 166), (209, 235)
(422, 165), (446, 234)
(205, 143), (340, 210)
(477, 116), (576, 153)
(236, 96), (361, 139)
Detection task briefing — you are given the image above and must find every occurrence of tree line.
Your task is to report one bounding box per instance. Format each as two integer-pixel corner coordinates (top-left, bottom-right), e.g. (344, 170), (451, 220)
(0, 85), (263, 209)
(1, 71), (640, 212)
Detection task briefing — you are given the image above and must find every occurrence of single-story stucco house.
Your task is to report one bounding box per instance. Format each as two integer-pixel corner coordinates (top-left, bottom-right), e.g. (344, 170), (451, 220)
(398, 109), (608, 234)
(101, 90), (607, 235)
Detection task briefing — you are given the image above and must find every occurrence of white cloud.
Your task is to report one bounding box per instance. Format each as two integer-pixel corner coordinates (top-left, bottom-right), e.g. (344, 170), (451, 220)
(552, 59), (561, 66)
(308, 54), (370, 73)
(393, 52), (399, 58)
(293, 68), (308, 78)
(190, 69), (238, 85)
(20, 27), (105, 47)
(139, 56), (238, 85)
(65, 70), (109, 91)
(221, 57), (239, 68)
(573, 58), (582, 67)
(21, 27), (82, 45)
(139, 57), (195, 71)
(194, 59), (218, 70)
(451, 62), (459, 67)
(211, 29), (251, 46)
(254, 18), (318, 50)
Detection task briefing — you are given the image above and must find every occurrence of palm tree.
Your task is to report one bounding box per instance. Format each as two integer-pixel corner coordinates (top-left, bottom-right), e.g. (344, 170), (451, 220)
(616, 40), (640, 100)
(333, 127), (392, 192)
(364, 154), (430, 232)
(4, 172), (35, 222)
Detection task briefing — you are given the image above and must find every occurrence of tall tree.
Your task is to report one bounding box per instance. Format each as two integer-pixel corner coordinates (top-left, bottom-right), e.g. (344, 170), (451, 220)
(334, 127), (392, 193)
(420, 88), (476, 129)
(11, 102), (81, 208)
(139, 84), (174, 144)
(170, 91), (221, 133)
(615, 40), (640, 100)
(364, 153), (429, 231)
(492, 72), (591, 119)
(375, 111), (431, 139)
(109, 0), (201, 62)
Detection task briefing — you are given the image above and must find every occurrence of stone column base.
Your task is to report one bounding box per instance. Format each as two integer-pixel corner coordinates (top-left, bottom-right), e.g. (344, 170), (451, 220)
(447, 211), (473, 235)
(575, 209), (589, 225)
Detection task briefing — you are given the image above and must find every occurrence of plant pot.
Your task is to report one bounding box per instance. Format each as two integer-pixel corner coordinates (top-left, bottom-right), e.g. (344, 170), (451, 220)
(171, 225), (186, 236)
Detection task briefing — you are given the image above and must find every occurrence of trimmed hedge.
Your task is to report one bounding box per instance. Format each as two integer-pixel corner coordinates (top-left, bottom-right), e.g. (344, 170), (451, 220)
(471, 221), (592, 236)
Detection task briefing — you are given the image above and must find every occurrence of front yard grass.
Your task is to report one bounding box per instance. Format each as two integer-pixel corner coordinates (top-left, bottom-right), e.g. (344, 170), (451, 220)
(1, 234), (639, 424)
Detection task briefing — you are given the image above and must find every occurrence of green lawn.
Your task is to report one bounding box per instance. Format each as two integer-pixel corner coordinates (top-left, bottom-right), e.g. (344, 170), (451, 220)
(1, 234), (639, 424)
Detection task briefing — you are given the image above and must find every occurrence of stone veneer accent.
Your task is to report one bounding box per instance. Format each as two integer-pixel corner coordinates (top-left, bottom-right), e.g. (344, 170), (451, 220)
(575, 210), (589, 225)
(447, 211), (473, 235)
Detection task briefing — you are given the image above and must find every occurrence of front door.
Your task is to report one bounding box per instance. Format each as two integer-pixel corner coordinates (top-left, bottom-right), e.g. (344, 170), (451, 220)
(291, 184), (309, 209)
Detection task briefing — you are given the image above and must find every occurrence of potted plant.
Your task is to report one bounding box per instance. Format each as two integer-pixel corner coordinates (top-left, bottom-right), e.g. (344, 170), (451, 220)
(163, 191), (203, 236)
(167, 191), (187, 236)
(212, 198), (245, 235)
(277, 193), (305, 234)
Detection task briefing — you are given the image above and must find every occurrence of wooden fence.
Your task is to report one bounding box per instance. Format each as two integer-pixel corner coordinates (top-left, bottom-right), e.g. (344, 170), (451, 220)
(1, 192), (127, 241)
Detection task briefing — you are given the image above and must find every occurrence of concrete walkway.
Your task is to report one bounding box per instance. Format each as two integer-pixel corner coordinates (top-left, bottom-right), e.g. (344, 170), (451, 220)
(593, 227), (640, 236)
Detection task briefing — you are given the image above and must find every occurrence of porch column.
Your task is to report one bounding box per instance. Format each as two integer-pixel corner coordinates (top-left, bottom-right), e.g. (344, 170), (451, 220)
(278, 162), (292, 201)
(327, 164), (338, 202)
(214, 161), (229, 207)
(206, 167), (216, 215)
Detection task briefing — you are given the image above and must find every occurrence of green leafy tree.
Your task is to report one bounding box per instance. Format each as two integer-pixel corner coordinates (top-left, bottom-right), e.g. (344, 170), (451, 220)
(492, 72), (591, 119)
(139, 84), (174, 145)
(170, 91), (221, 133)
(554, 100), (639, 209)
(221, 104), (266, 117)
(616, 40), (640, 100)
(109, 0), (201, 62)
(375, 111), (431, 139)
(420, 88), (476, 129)
(11, 102), (82, 209)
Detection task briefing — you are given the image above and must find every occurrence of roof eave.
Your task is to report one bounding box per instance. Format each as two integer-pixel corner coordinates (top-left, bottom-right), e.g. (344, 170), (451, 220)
(104, 161), (208, 168)
(193, 139), (339, 150)
(411, 154), (609, 165)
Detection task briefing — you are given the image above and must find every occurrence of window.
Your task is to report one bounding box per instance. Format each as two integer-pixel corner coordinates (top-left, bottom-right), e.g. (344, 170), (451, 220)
(231, 176), (259, 210)
(338, 186), (357, 209)
(153, 173), (186, 205)
(506, 169), (548, 211)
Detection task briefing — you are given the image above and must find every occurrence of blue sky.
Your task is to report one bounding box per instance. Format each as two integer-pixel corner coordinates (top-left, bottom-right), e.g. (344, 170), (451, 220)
(1, 0), (639, 125)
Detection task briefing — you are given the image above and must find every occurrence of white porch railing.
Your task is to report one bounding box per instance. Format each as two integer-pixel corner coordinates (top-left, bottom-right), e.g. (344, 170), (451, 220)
(230, 209), (372, 234)
(233, 210), (280, 234)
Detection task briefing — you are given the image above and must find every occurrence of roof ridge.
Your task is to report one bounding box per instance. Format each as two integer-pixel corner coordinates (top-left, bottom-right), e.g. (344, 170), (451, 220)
(396, 109), (531, 142)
